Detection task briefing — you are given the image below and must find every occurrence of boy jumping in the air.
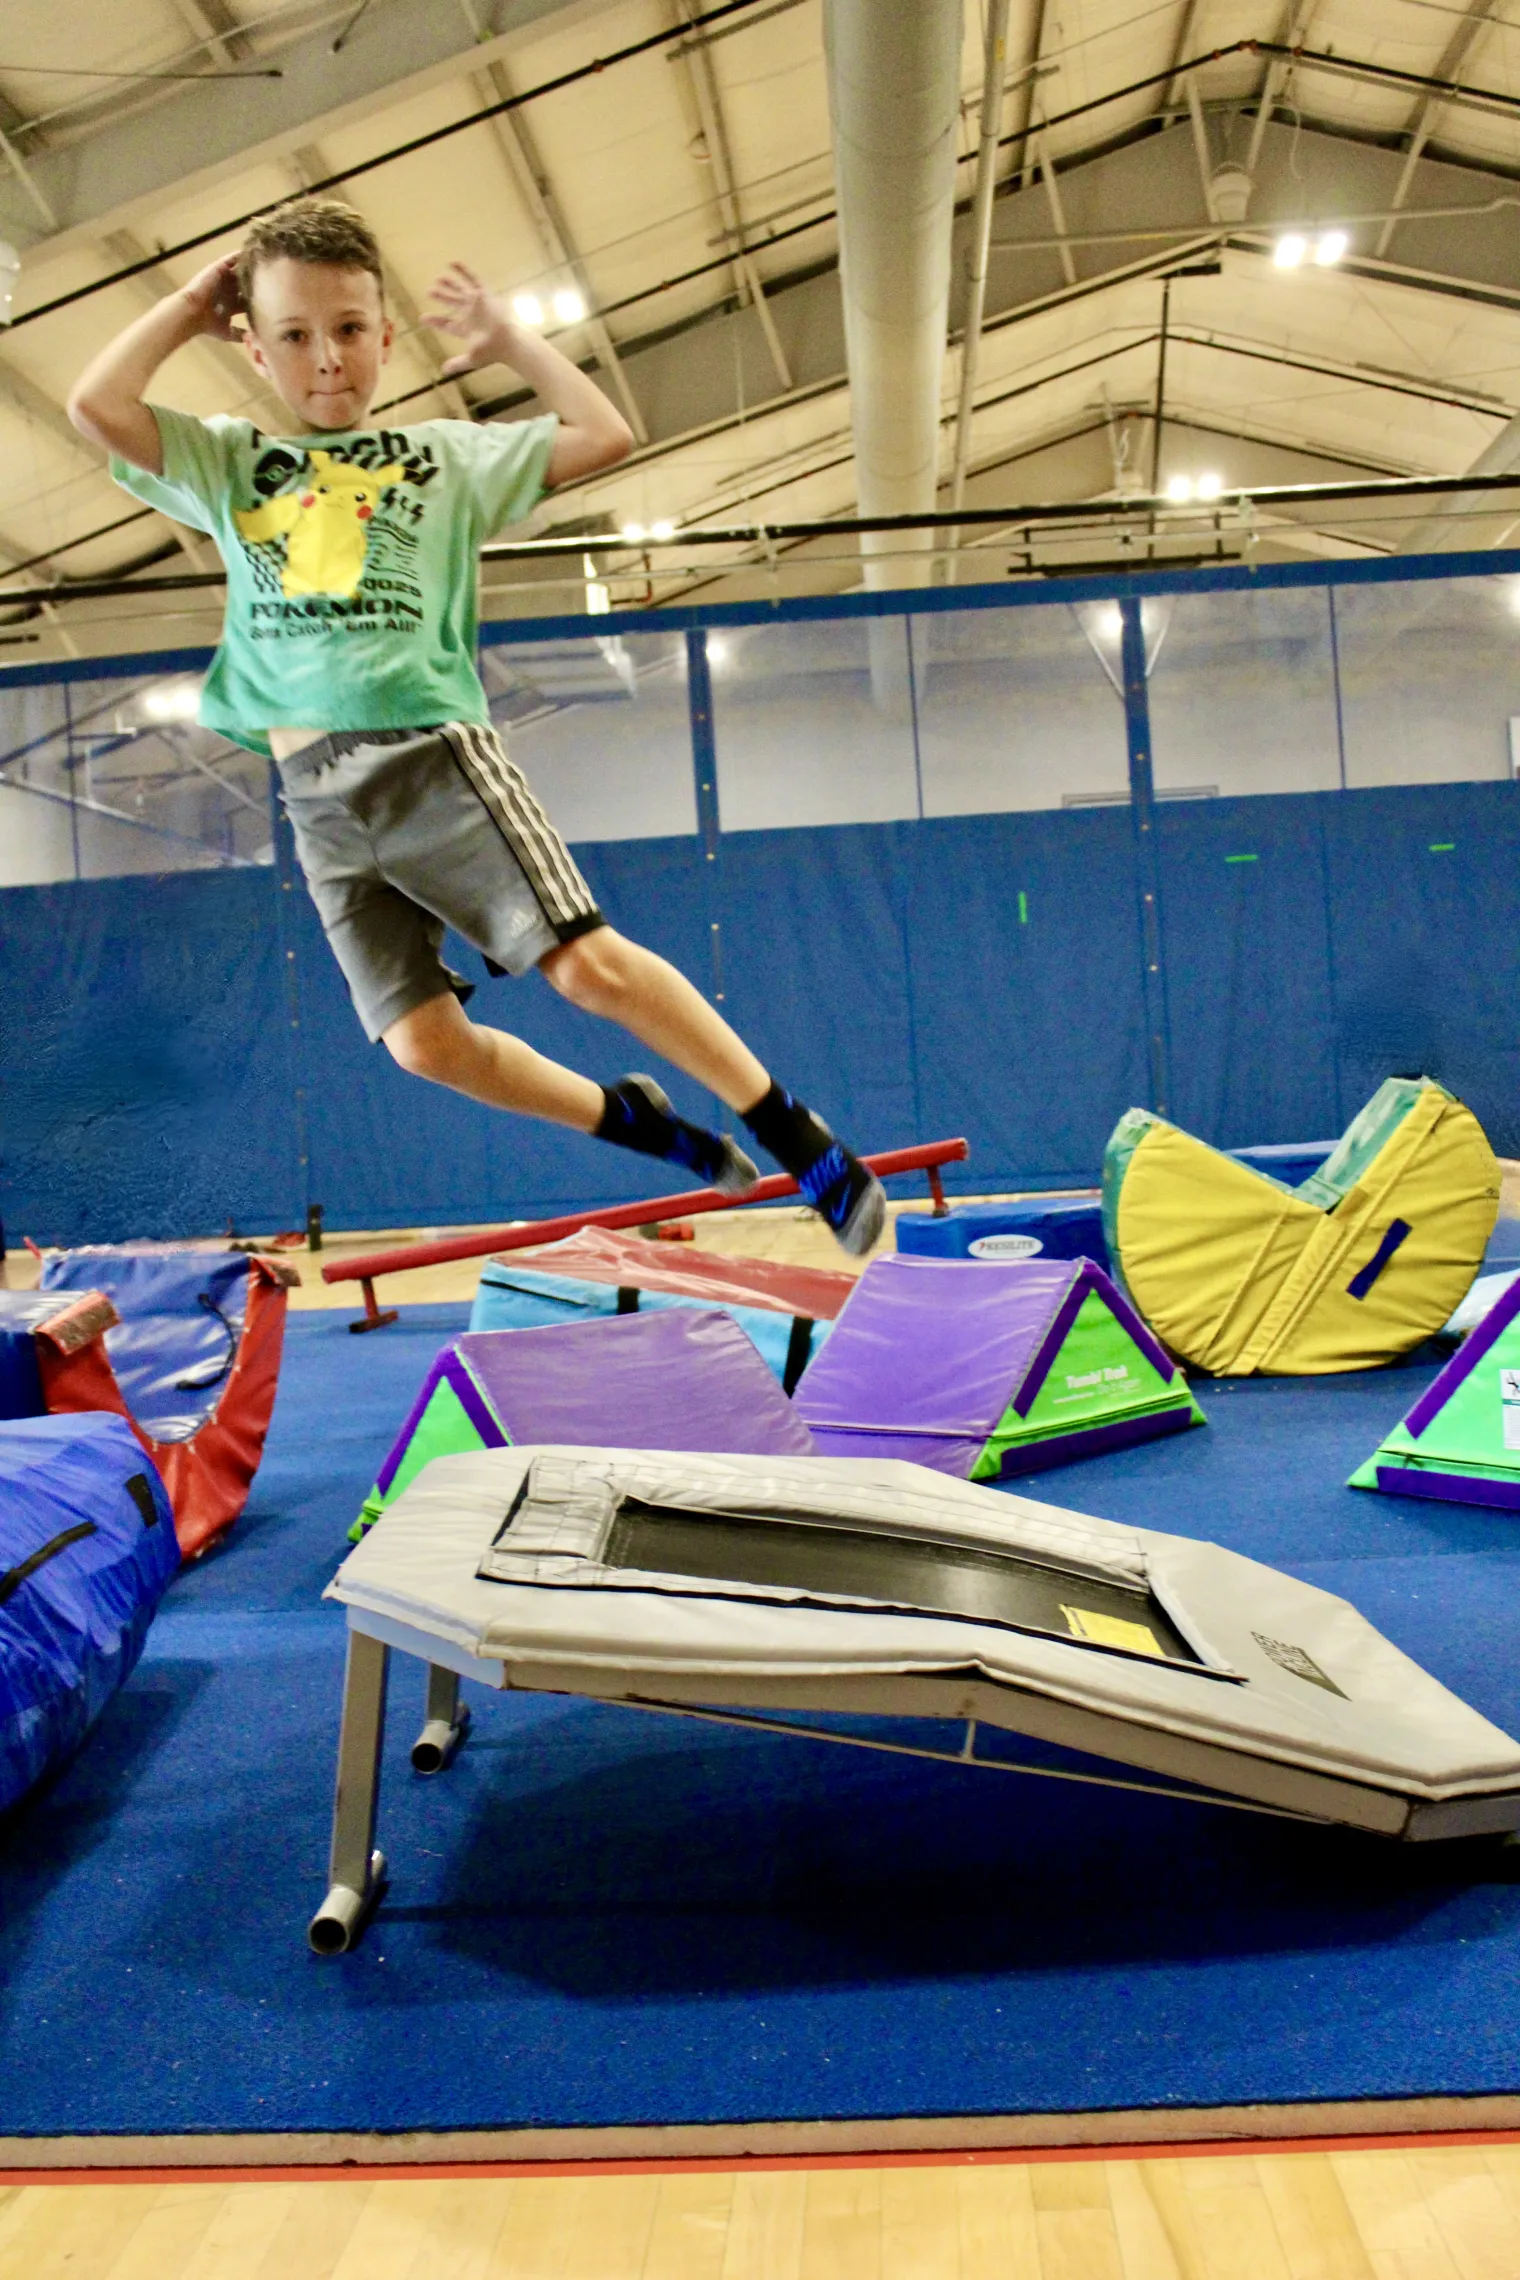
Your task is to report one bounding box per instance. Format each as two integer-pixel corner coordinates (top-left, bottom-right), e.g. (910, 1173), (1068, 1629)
(68, 199), (885, 1252)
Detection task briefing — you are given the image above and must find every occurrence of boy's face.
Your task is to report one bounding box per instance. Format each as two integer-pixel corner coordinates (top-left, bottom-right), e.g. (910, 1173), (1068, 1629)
(242, 257), (393, 432)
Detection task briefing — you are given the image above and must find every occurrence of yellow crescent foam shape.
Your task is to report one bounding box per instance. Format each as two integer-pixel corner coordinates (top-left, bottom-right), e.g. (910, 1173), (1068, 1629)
(1110, 1079), (1498, 1376)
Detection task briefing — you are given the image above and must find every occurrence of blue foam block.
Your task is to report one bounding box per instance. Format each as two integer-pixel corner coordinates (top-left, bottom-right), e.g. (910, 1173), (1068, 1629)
(470, 1262), (827, 1383)
(896, 1198), (1109, 1269)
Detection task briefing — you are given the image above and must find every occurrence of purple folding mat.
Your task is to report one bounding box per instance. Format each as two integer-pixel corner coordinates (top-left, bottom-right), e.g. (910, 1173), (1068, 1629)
(793, 1253), (1203, 1480)
(357, 1306), (816, 1534)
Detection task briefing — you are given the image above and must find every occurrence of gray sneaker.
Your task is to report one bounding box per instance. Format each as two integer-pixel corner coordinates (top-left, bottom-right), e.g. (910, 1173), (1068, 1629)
(799, 1142), (887, 1257)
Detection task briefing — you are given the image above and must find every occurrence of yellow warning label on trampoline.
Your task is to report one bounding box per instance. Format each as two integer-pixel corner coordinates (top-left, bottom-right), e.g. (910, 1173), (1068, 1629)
(1061, 1605), (1165, 1658)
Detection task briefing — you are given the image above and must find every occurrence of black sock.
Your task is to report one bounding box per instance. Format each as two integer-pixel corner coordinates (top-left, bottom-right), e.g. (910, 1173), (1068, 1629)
(739, 1081), (834, 1182)
(596, 1077), (734, 1187)
(741, 1080), (882, 1248)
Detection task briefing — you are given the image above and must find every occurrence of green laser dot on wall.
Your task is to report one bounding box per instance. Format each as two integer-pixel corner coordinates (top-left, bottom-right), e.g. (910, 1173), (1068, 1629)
(1429, 843), (1455, 853)
(1017, 891), (1028, 925)
(1224, 853), (1258, 864)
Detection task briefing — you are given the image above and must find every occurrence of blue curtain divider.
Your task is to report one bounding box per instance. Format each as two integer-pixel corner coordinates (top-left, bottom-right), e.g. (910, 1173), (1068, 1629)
(2, 780), (1517, 1244)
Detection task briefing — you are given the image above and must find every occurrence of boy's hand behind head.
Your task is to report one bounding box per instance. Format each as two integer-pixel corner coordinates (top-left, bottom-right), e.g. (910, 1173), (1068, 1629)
(180, 253), (245, 342)
(424, 261), (515, 378)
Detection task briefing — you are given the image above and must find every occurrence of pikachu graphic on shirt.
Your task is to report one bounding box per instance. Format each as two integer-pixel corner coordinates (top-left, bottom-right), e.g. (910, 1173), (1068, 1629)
(234, 451), (406, 599)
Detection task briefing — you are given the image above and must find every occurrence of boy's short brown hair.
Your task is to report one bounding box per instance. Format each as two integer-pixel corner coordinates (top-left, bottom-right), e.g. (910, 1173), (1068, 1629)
(236, 196), (385, 315)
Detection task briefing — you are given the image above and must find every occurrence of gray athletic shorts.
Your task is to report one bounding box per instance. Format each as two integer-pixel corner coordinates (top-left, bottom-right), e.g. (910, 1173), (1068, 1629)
(276, 722), (605, 1042)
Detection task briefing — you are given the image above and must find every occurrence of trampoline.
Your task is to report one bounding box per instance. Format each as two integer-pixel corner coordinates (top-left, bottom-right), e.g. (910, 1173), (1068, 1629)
(311, 1447), (1520, 1951)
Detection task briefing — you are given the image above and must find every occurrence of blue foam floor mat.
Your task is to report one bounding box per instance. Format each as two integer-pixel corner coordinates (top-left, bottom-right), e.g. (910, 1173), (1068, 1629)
(4, 1308), (1520, 2140)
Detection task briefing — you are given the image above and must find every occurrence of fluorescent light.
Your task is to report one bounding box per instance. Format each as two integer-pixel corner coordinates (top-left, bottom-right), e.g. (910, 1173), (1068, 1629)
(706, 635), (729, 666)
(1097, 604), (1124, 640)
(1314, 229), (1348, 266)
(1194, 470), (1223, 501)
(619, 521), (647, 543)
(1272, 234), (1307, 270)
(649, 519), (676, 541)
(143, 682), (201, 723)
(1164, 474), (1194, 503)
(552, 287), (587, 324)
(511, 293), (545, 328)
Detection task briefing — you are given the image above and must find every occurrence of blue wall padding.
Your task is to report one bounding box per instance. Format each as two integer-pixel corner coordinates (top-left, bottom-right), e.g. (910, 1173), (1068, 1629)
(907, 808), (1152, 1188)
(0, 1413), (178, 1813)
(1319, 784), (1520, 1154)
(3, 781), (1519, 1243)
(469, 1263), (827, 1381)
(0, 870), (302, 1245)
(1155, 794), (1342, 1147)
(40, 1251), (253, 1440)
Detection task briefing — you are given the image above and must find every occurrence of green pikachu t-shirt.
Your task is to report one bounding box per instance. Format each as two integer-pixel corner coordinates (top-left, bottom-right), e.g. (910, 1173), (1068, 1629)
(112, 407), (558, 755)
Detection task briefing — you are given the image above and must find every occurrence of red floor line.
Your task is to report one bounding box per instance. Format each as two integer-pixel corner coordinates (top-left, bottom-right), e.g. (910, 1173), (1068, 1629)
(7, 2126), (1520, 2186)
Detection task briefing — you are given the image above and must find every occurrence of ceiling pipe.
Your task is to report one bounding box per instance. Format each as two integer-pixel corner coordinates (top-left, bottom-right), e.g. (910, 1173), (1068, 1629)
(824, 0), (963, 715)
(948, 0), (1014, 579)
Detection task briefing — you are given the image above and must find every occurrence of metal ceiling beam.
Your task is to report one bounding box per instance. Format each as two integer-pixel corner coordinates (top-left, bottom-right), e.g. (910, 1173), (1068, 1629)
(58, 116), (1520, 598)
(1245, 5), (1323, 178)
(1010, 0), (1050, 193)
(670, 0), (792, 391)
(1035, 129), (1077, 286)
(451, 15), (649, 444)
(1158, 0), (1203, 121)
(1375, 0), (1503, 259)
(0, 0), (614, 254)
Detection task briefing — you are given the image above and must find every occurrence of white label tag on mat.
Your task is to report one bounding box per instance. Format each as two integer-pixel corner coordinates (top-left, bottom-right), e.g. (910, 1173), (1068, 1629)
(969, 1233), (1043, 1258)
(1502, 1368), (1520, 1449)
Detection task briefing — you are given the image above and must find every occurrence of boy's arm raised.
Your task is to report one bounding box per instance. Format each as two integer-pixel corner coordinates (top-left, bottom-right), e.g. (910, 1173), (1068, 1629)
(425, 263), (634, 489)
(68, 255), (243, 473)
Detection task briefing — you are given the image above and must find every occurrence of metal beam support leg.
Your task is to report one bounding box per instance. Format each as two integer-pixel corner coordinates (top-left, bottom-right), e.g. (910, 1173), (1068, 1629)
(412, 1662), (471, 1773)
(1120, 598), (1171, 1117)
(309, 1629), (390, 1954)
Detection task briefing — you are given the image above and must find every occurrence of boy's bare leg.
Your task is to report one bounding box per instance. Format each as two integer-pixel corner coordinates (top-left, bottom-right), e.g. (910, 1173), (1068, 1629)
(382, 993), (604, 1128)
(381, 927), (887, 1253)
(537, 928), (767, 1110)
(539, 927), (884, 1252)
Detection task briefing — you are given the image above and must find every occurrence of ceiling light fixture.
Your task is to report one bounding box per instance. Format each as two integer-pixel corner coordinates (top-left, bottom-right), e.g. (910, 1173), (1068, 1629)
(1164, 474), (1194, 504)
(1272, 234), (1307, 270)
(619, 521), (647, 543)
(706, 635), (729, 666)
(1194, 471), (1223, 501)
(143, 682), (201, 723)
(511, 293), (545, 328)
(1097, 604), (1124, 639)
(1314, 229), (1348, 266)
(649, 519), (676, 541)
(552, 287), (586, 324)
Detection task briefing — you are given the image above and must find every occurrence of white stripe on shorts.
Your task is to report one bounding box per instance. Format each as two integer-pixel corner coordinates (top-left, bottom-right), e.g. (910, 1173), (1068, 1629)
(441, 720), (597, 930)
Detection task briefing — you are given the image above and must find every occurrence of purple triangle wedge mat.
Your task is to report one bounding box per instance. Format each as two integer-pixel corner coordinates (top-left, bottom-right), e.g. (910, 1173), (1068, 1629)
(354, 1306), (817, 1535)
(793, 1254), (1205, 1480)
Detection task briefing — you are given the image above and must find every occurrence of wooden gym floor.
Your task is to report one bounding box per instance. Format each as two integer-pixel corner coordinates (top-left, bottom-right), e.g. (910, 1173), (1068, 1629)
(7, 1194), (1520, 2271)
(4, 2138), (1520, 2277)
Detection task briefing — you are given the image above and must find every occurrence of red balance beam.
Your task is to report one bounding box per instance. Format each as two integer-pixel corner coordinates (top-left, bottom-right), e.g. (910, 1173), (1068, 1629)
(324, 1139), (968, 1331)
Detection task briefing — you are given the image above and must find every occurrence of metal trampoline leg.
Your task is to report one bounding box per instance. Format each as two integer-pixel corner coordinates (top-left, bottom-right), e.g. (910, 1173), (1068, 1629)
(308, 1630), (390, 1954)
(412, 1662), (471, 1774)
